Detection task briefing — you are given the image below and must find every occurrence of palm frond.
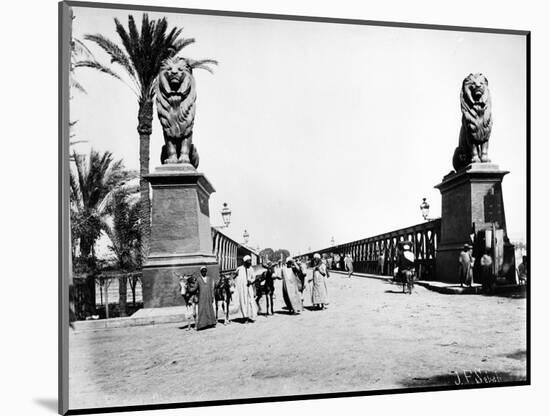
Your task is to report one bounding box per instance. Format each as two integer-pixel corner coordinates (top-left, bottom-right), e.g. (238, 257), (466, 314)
(97, 177), (140, 214)
(114, 17), (133, 61)
(71, 38), (95, 61)
(84, 34), (136, 79)
(70, 75), (87, 94)
(127, 15), (140, 56)
(73, 60), (123, 81)
(189, 59), (218, 74)
(171, 37), (195, 55)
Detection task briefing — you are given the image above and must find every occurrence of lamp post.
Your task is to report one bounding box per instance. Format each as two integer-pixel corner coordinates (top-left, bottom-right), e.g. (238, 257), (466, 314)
(330, 236), (335, 246)
(243, 229), (249, 245)
(420, 197), (430, 221)
(214, 202), (232, 229)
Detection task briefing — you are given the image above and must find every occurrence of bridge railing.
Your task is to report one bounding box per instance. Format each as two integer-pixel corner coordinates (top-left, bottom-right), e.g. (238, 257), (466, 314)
(211, 227), (259, 272)
(296, 219), (441, 280)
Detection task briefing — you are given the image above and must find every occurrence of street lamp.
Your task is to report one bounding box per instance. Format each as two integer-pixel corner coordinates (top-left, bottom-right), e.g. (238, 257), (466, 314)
(220, 202), (232, 228)
(420, 197), (430, 221)
(243, 229), (249, 245)
(330, 236), (335, 246)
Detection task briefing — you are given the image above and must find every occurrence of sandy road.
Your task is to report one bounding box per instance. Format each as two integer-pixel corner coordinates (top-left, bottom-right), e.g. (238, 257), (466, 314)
(69, 271), (526, 410)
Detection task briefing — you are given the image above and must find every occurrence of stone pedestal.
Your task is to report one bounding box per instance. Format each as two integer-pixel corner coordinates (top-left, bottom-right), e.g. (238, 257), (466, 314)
(142, 165), (219, 308)
(434, 163), (509, 283)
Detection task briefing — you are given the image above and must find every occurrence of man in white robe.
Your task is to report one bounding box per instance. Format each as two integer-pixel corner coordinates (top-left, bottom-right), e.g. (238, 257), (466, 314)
(234, 255), (257, 322)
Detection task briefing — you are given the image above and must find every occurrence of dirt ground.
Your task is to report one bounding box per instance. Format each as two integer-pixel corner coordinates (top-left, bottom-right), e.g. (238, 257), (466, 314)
(69, 271), (527, 410)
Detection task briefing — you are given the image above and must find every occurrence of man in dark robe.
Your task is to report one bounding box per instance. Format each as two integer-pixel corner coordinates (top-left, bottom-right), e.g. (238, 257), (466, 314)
(189, 266), (217, 330)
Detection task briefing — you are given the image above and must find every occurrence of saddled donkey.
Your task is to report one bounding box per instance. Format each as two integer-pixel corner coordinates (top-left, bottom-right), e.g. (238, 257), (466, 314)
(214, 272), (236, 324)
(252, 264), (282, 316)
(175, 272), (198, 330)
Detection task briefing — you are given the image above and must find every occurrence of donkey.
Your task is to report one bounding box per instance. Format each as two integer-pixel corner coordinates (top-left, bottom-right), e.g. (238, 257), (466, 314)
(253, 264), (282, 316)
(175, 272), (198, 330)
(214, 272), (236, 324)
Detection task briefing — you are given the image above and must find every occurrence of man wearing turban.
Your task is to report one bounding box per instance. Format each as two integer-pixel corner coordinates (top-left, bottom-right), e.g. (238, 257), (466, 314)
(234, 255), (257, 322)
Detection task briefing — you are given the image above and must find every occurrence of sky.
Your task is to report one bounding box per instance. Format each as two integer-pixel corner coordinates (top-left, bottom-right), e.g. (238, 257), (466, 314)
(70, 6), (527, 255)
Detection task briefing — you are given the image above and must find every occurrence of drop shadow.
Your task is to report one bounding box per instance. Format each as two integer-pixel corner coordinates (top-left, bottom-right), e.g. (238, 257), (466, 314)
(33, 398), (57, 413)
(384, 290), (406, 294)
(230, 317), (249, 324)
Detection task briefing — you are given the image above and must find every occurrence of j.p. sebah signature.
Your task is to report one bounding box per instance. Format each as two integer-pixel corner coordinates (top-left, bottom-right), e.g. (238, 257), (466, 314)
(451, 369), (503, 385)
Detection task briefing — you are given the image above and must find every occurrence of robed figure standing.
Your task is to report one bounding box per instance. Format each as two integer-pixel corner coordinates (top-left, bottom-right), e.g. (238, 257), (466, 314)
(188, 266), (217, 330)
(234, 255), (258, 322)
(311, 253), (329, 309)
(281, 257), (304, 314)
(458, 244), (475, 287)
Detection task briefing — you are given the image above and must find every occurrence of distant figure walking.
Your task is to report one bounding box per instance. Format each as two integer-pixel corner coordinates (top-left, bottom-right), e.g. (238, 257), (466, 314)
(311, 253), (329, 310)
(188, 266), (217, 330)
(480, 250), (493, 293)
(334, 254), (341, 270)
(281, 257), (304, 314)
(458, 244), (475, 287)
(378, 253), (385, 275)
(396, 243), (416, 294)
(234, 255), (257, 322)
(344, 254), (354, 278)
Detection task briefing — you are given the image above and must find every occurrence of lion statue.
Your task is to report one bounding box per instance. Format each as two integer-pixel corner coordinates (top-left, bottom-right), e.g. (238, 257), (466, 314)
(156, 56), (216, 167)
(452, 73), (493, 171)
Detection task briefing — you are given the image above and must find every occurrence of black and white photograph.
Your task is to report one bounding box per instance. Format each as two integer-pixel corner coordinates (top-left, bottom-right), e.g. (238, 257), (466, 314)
(58, 1), (529, 414)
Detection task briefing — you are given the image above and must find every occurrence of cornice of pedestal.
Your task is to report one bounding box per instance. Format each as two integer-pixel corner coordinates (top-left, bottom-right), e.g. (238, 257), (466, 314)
(435, 162), (510, 192)
(144, 164), (216, 194)
(143, 252), (218, 269)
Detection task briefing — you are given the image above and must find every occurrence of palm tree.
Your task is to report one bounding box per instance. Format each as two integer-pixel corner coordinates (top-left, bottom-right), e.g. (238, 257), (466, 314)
(70, 149), (136, 316)
(83, 13), (212, 260)
(70, 149), (133, 263)
(101, 186), (141, 317)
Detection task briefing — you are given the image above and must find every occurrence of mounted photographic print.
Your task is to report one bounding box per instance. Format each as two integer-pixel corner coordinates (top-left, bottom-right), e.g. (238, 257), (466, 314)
(59, 1), (530, 414)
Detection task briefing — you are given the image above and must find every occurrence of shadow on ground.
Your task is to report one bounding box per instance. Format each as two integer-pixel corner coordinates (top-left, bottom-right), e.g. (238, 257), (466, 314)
(34, 398), (57, 413)
(488, 291), (527, 299)
(398, 370), (526, 388)
(504, 349), (527, 361)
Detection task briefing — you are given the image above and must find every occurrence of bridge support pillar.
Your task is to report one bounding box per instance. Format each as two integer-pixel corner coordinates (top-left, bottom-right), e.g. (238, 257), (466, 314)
(141, 165), (219, 308)
(435, 163), (511, 284)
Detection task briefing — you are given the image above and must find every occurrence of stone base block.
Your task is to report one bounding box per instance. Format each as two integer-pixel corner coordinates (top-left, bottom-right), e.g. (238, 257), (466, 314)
(142, 257), (219, 309)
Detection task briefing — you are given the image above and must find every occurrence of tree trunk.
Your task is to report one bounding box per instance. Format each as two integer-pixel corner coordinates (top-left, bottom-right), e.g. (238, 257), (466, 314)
(119, 274), (128, 317)
(130, 276), (137, 307)
(137, 98), (153, 262)
(104, 278), (110, 319)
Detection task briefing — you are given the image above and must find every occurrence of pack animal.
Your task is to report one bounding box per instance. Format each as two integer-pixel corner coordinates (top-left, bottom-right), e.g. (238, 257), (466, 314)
(214, 273), (236, 324)
(252, 264), (282, 316)
(175, 273), (198, 330)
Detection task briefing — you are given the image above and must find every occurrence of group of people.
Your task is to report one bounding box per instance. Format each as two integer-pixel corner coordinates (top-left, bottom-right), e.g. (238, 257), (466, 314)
(458, 243), (496, 291)
(186, 252), (333, 331)
(326, 254), (355, 278)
